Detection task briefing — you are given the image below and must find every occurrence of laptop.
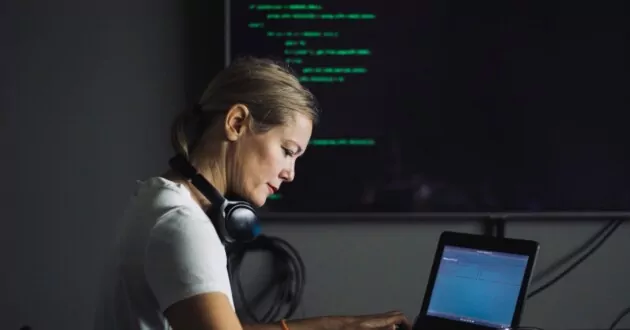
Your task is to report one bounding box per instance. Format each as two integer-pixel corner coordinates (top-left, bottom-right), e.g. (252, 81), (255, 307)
(412, 231), (539, 330)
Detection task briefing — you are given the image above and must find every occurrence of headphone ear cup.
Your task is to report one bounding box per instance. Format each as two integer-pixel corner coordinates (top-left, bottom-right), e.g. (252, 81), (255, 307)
(224, 202), (260, 242)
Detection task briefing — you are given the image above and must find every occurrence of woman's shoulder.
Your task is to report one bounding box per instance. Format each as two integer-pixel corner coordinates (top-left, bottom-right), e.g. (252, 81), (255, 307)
(132, 177), (206, 224)
(149, 204), (222, 249)
(126, 176), (224, 249)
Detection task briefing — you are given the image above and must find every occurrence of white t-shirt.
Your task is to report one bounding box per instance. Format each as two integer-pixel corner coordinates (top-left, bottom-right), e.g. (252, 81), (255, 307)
(93, 177), (234, 330)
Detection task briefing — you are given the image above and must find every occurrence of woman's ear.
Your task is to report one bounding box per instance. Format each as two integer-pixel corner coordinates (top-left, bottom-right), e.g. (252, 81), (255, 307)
(224, 104), (250, 141)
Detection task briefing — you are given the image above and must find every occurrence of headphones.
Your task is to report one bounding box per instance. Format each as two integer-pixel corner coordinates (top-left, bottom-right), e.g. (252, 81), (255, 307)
(168, 154), (261, 244)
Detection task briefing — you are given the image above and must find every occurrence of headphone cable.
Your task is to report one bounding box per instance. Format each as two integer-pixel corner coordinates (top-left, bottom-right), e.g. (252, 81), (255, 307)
(227, 234), (306, 323)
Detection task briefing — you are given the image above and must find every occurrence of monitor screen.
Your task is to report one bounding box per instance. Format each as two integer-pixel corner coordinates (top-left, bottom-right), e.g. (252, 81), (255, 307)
(228, 1), (629, 213)
(427, 246), (529, 328)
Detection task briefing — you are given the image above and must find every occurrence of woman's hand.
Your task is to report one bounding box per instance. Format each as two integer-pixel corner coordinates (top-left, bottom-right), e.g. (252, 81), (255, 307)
(327, 311), (412, 330)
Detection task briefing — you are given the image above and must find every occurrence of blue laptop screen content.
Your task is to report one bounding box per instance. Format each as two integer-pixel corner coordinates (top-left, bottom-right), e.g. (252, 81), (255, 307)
(427, 246), (529, 328)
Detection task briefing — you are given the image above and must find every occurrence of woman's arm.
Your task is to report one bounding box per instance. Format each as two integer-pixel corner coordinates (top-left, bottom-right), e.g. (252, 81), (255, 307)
(164, 298), (329, 330)
(163, 294), (330, 330)
(242, 317), (332, 330)
(242, 311), (410, 330)
(164, 292), (243, 330)
(165, 299), (410, 330)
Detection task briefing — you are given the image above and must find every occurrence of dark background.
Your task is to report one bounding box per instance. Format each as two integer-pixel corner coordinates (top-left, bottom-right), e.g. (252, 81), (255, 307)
(2, 1), (630, 330)
(231, 1), (629, 213)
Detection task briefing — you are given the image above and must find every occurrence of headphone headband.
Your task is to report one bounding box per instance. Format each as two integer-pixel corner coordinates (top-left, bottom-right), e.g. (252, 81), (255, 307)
(168, 154), (225, 205)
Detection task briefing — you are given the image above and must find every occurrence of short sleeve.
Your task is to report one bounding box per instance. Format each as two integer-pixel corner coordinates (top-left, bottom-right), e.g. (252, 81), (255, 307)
(144, 207), (234, 312)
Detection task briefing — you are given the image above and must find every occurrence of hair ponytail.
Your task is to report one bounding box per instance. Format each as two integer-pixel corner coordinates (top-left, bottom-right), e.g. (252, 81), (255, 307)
(170, 108), (199, 158)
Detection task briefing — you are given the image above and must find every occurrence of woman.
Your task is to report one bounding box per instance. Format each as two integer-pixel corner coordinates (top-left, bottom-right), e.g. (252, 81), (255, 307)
(93, 57), (411, 330)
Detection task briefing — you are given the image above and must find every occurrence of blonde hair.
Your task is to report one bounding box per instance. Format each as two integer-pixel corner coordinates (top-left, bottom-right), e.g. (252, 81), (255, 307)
(171, 57), (319, 158)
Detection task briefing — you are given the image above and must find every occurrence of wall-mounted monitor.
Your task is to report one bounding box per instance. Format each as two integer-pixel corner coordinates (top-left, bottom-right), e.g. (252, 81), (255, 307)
(227, 1), (629, 213)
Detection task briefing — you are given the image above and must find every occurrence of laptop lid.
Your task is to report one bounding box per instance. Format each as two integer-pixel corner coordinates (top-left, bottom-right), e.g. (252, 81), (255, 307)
(413, 231), (539, 330)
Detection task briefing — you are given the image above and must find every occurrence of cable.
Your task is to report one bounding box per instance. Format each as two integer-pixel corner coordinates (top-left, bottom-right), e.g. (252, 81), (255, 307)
(496, 219), (505, 238)
(528, 219), (622, 299)
(532, 220), (617, 283)
(527, 220), (623, 299)
(227, 234), (306, 323)
(483, 217), (496, 236)
(228, 235), (306, 323)
(609, 306), (630, 330)
(483, 217), (505, 238)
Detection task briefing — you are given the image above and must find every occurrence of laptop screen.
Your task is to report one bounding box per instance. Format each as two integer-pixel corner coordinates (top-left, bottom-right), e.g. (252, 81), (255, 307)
(426, 246), (530, 328)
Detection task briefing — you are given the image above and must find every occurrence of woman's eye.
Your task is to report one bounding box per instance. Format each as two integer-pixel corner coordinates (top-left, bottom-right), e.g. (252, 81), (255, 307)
(283, 148), (295, 157)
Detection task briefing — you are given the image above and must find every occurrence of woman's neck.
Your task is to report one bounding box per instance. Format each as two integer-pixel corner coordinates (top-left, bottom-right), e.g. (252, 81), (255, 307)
(162, 169), (214, 211)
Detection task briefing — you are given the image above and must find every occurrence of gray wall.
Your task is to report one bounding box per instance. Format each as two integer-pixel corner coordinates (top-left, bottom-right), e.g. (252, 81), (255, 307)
(3, 2), (629, 330)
